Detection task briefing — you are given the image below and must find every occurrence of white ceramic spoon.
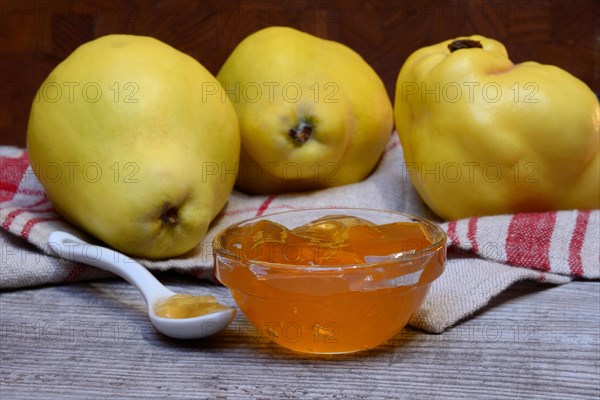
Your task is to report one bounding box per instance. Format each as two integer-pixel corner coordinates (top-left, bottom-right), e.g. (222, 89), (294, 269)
(48, 231), (236, 339)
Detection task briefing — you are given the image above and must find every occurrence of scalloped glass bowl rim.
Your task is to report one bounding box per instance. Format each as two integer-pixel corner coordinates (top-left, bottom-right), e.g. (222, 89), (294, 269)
(212, 207), (447, 272)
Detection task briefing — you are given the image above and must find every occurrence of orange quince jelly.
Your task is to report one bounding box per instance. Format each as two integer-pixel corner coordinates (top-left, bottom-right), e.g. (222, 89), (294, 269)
(215, 214), (446, 354)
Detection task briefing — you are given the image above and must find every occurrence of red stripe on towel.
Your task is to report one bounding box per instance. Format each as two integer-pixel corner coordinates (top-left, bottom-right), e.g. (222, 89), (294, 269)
(506, 212), (556, 271)
(446, 220), (459, 246)
(0, 153), (29, 202)
(2, 204), (54, 230)
(467, 217), (479, 253)
(20, 217), (61, 239)
(568, 210), (590, 277)
(255, 195), (277, 217)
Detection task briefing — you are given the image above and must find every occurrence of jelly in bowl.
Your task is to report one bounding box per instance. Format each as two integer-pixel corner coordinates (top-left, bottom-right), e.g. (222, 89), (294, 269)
(213, 208), (446, 354)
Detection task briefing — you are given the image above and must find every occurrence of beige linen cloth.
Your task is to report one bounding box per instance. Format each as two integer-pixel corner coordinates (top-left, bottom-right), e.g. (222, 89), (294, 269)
(1, 134), (598, 333)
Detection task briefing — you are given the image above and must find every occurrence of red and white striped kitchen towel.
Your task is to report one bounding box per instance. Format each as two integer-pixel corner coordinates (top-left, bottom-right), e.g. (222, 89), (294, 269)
(1, 134), (598, 333)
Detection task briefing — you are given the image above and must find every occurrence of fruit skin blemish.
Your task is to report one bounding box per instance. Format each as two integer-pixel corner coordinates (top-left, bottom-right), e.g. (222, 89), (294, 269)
(214, 210), (446, 354)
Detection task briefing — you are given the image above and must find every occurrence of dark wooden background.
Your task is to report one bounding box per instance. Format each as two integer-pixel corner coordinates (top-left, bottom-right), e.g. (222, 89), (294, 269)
(1, 0), (598, 147)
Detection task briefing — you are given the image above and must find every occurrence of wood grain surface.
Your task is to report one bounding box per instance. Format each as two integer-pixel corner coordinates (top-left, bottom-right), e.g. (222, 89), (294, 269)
(1, 277), (598, 399)
(1, 0), (598, 147)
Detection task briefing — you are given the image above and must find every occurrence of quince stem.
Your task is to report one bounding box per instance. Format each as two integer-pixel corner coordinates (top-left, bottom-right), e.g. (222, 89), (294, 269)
(448, 39), (483, 53)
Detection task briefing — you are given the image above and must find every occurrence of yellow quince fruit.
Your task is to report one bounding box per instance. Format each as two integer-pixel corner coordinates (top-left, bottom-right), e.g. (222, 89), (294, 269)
(27, 35), (240, 258)
(395, 35), (599, 220)
(217, 26), (393, 194)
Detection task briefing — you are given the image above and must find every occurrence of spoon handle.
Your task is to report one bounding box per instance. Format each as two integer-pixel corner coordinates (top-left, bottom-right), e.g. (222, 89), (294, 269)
(48, 231), (174, 305)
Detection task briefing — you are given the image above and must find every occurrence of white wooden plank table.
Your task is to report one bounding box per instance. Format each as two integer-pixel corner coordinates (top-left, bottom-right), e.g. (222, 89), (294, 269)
(1, 276), (598, 399)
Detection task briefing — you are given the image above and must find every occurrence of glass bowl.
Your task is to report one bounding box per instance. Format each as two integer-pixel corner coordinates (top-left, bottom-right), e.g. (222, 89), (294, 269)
(213, 208), (446, 354)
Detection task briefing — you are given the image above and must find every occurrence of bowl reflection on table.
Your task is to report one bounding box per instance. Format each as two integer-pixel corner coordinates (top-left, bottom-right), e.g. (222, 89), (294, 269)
(213, 208), (446, 354)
